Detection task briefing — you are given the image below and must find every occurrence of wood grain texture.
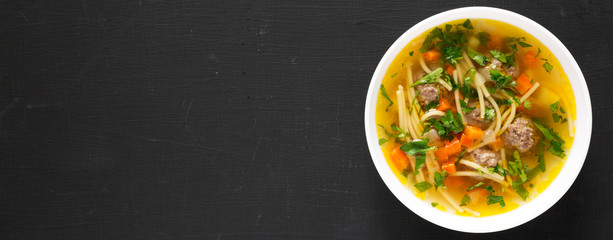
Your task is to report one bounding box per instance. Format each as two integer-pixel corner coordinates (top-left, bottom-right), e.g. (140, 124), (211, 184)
(0, 0), (611, 239)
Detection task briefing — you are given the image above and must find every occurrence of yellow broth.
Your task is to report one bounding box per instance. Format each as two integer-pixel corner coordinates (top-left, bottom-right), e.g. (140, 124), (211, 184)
(375, 19), (575, 217)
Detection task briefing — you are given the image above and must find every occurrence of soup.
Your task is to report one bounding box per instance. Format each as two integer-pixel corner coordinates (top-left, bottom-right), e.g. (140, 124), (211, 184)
(375, 19), (575, 217)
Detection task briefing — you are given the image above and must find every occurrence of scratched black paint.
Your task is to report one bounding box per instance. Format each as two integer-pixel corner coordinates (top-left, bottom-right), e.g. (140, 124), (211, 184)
(0, 0), (611, 239)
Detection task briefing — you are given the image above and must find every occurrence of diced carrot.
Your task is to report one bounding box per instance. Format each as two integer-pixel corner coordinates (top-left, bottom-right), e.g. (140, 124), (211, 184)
(522, 51), (538, 68)
(489, 136), (505, 151)
(487, 34), (504, 49)
(460, 133), (474, 147)
(441, 161), (456, 174)
(463, 125), (484, 141)
(423, 49), (441, 62)
(446, 65), (455, 76)
(437, 98), (452, 112)
(434, 147), (448, 162)
(443, 176), (465, 188)
(391, 146), (409, 171)
(515, 73), (533, 95)
(444, 138), (462, 156)
(467, 188), (489, 205)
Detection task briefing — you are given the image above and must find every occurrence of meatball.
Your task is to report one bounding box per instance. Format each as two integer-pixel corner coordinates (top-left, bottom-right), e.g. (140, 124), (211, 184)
(471, 148), (500, 168)
(465, 99), (493, 128)
(502, 117), (535, 152)
(416, 84), (439, 105)
(504, 65), (518, 78)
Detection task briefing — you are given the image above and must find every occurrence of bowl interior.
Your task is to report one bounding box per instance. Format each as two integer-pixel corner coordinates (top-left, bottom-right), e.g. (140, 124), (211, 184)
(364, 6), (592, 233)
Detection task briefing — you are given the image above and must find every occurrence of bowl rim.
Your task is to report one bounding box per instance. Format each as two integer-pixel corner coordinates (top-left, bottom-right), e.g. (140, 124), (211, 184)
(364, 6), (592, 233)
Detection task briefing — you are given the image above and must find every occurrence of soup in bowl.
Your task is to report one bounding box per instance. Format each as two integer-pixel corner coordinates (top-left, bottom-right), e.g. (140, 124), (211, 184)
(364, 7), (591, 232)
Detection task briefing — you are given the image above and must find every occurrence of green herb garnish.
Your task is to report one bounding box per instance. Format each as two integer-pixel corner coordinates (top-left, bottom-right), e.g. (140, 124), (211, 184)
(468, 47), (490, 66)
(490, 70), (515, 89)
(486, 195), (506, 207)
(411, 67), (443, 86)
(414, 181), (433, 192)
(380, 84), (393, 110)
(460, 195), (471, 206)
(378, 138), (388, 145)
(459, 99), (475, 114)
(489, 50), (507, 63)
(543, 62), (553, 73)
(434, 170), (448, 190)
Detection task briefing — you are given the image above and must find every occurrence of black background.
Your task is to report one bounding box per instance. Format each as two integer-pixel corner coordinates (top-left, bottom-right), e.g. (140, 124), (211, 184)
(0, 0), (611, 239)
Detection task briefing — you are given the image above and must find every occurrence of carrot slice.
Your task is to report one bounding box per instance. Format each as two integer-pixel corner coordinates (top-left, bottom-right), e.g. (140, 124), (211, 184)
(391, 146), (409, 171)
(446, 65), (455, 76)
(460, 133), (474, 147)
(487, 34), (504, 49)
(443, 176), (465, 188)
(441, 161), (456, 174)
(423, 49), (441, 62)
(444, 138), (462, 156)
(437, 98), (452, 112)
(515, 73), (533, 95)
(463, 125), (484, 141)
(523, 51), (538, 68)
(434, 147), (448, 162)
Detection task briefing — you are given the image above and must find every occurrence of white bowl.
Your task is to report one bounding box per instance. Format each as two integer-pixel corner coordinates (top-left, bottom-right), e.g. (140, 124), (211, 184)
(364, 6), (592, 233)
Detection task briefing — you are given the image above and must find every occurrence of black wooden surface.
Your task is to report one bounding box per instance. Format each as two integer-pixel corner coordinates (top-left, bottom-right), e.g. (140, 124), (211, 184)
(0, 0), (611, 239)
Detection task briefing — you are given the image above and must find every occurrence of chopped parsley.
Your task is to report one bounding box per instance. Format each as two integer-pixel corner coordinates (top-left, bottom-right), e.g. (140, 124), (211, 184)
(378, 138), (388, 145)
(431, 202), (439, 207)
(549, 101), (559, 112)
(462, 19), (474, 29)
(434, 170), (447, 190)
(477, 31), (490, 46)
(549, 101), (567, 123)
(538, 141), (546, 172)
(411, 67), (443, 87)
(459, 99), (475, 114)
(486, 86), (497, 94)
(508, 151), (528, 183)
(533, 118), (566, 158)
(391, 72), (398, 78)
(490, 70), (515, 89)
(489, 49), (508, 64)
(486, 195), (506, 207)
(512, 178), (529, 200)
(431, 110), (465, 141)
(459, 68), (477, 99)
(484, 107), (495, 121)
(460, 195), (471, 206)
(419, 20), (473, 65)
(467, 47), (490, 66)
(488, 165), (507, 176)
(409, 51), (414, 56)
(401, 139), (437, 174)
(390, 123), (408, 139)
(535, 48), (541, 59)
(523, 99), (532, 111)
(444, 46), (464, 65)
(517, 41), (532, 47)
(380, 84), (393, 111)
(466, 182), (494, 193)
(414, 181), (433, 192)
(423, 97), (440, 111)
(543, 62), (553, 73)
